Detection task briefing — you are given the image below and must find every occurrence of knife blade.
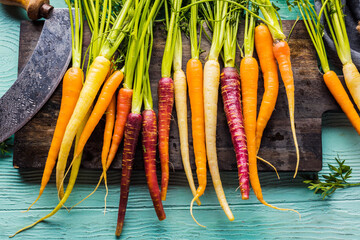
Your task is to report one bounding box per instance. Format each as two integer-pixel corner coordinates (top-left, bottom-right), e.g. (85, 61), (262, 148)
(0, 8), (72, 143)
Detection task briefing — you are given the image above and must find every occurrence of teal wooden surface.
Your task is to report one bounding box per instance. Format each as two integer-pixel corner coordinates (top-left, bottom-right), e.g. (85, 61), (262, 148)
(1, 1), (360, 239)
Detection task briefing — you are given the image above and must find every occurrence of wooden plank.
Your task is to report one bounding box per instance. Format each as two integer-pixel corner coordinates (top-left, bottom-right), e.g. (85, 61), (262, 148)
(13, 20), (341, 171)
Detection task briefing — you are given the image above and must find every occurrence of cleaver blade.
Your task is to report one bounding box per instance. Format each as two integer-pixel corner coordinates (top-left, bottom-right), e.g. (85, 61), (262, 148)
(0, 8), (72, 143)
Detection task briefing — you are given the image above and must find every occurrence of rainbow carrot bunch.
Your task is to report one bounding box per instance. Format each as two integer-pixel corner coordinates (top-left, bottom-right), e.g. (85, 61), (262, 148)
(11, 0), (136, 237)
(115, 0), (164, 236)
(296, 0), (360, 134)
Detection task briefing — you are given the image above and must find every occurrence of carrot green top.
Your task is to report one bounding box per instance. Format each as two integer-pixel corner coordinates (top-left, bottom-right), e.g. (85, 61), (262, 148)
(223, 3), (240, 67)
(296, 0), (330, 73)
(189, 0), (200, 59)
(243, 4), (256, 58)
(208, 0), (228, 60)
(123, 0), (163, 89)
(65, 0), (83, 68)
(255, 0), (286, 41)
(132, 16), (153, 114)
(144, 21), (154, 111)
(322, 0), (352, 65)
(161, 0), (183, 78)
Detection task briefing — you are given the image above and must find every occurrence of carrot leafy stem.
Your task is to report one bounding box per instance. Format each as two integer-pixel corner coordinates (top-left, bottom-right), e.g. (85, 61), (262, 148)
(304, 157), (360, 199)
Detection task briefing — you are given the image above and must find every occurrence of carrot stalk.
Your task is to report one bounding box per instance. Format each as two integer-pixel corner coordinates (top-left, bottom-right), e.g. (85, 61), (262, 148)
(102, 94), (116, 212)
(142, 110), (166, 220)
(26, 0), (84, 210)
(115, 113), (142, 236)
(220, 67), (249, 200)
(159, 0), (182, 201)
(187, 0), (205, 207)
(186, 58), (206, 205)
(221, 6), (249, 200)
(202, 0), (234, 223)
(272, 40), (300, 177)
(254, 24), (279, 152)
(158, 77), (174, 201)
(25, 67), (83, 211)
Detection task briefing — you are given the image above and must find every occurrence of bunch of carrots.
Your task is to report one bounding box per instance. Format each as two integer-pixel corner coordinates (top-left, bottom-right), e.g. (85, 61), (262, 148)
(13, 0), (360, 236)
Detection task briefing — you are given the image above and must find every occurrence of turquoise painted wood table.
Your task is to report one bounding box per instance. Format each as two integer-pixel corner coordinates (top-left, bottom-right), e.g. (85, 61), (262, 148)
(1, 1), (360, 239)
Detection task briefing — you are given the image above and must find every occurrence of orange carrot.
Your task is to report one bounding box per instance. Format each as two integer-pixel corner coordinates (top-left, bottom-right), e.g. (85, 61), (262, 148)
(272, 40), (300, 177)
(26, 66), (83, 211)
(187, 58), (207, 204)
(73, 70), (123, 158)
(323, 71), (360, 135)
(254, 24), (279, 152)
(101, 93), (116, 211)
(241, 5), (299, 215)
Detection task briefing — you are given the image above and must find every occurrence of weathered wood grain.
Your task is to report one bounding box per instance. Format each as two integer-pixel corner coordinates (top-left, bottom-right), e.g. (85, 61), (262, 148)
(13, 20), (343, 171)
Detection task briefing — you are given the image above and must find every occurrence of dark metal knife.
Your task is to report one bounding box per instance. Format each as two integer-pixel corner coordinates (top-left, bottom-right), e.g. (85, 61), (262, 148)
(0, 6), (72, 143)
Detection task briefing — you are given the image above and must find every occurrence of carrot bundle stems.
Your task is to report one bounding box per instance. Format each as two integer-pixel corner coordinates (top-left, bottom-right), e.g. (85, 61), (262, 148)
(158, 77), (174, 201)
(115, 113), (142, 236)
(142, 109), (166, 221)
(220, 67), (249, 200)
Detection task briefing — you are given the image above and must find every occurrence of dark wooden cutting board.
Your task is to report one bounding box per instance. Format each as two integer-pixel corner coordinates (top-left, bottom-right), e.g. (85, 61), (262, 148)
(13, 20), (343, 171)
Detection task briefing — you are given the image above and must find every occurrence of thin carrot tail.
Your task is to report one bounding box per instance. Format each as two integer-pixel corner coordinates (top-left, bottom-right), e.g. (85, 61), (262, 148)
(22, 189), (43, 213)
(259, 199), (301, 219)
(69, 173), (104, 211)
(190, 194), (206, 228)
(158, 77), (174, 201)
(256, 155), (280, 180)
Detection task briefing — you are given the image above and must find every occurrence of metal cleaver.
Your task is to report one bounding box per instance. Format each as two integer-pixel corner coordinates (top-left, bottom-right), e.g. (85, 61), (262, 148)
(0, 0), (72, 143)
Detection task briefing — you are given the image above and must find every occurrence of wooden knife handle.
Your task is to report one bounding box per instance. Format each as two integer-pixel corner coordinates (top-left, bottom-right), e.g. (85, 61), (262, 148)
(0, 0), (53, 20)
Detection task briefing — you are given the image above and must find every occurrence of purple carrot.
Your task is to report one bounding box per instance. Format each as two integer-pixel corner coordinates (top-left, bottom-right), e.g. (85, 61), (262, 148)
(158, 77), (174, 201)
(142, 109), (166, 221)
(220, 67), (250, 200)
(116, 113), (142, 236)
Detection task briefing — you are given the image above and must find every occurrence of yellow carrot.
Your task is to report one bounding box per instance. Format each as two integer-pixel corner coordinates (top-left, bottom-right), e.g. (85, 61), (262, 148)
(56, 56), (110, 199)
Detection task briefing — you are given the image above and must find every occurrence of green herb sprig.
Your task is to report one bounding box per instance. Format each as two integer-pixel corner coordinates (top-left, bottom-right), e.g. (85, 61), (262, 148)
(0, 138), (12, 157)
(304, 157), (360, 199)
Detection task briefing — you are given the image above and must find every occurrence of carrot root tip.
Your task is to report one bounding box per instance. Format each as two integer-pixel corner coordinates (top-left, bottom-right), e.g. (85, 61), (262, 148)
(190, 195), (206, 228)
